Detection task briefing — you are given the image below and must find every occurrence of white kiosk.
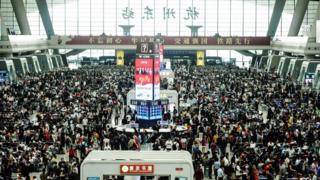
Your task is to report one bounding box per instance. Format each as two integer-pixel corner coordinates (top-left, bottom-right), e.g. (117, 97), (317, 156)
(81, 151), (194, 180)
(0, 59), (17, 82)
(297, 61), (320, 83)
(12, 57), (30, 76)
(26, 56), (41, 73)
(287, 58), (305, 80)
(265, 55), (282, 73)
(277, 57), (292, 77)
(36, 54), (54, 72)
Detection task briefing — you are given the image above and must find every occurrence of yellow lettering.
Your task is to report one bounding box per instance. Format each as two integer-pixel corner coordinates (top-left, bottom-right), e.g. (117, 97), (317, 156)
(225, 38), (233, 45)
(183, 38), (190, 45)
(217, 37), (224, 45)
(131, 37), (138, 44)
(174, 38), (182, 45)
(89, 37), (95, 44)
(192, 38), (199, 45)
(115, 37), (122, 44)
(97, 36), (104, 44)
(148, 37), (154, 43)
(235, 38), (242, 45)
(140, 37), (147, 43)
(201, 37), (208, 45)
(106, 37), (113, 44)
(244, 38), (250, 45)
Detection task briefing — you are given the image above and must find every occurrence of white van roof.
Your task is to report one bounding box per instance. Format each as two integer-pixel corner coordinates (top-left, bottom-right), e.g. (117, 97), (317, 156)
(84, 150), (192, 163)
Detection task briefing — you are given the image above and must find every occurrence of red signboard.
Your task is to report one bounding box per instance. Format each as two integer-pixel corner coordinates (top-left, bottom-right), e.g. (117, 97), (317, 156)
(57, 35), (270, 46)
(120, 164), (154, 174)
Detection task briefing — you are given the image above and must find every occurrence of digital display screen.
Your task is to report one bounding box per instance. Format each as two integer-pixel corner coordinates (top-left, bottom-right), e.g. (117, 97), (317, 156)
(305, 73), (315, 84)
(136, 105), (162, 120)
(153, 58), (160, 100)
(135, 58), (153, 100)
(0, 71), (9, 83)
(137, 106), (149, 120)
(150, 105), (162, 120)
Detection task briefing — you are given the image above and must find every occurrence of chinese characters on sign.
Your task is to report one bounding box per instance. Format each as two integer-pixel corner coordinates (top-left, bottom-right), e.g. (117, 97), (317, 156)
(122, 7), (134, 19)
(163, 8), (176, 19)
(121, 6), (198, 21)
(83, 36), (269, 46)
(143, 6), (153, 20)
(184, 7), (199, 20)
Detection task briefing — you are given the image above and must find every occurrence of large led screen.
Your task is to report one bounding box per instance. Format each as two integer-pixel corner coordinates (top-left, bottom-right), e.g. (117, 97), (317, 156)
(153, 58), (160, 100)
(135, 58), (153, 100)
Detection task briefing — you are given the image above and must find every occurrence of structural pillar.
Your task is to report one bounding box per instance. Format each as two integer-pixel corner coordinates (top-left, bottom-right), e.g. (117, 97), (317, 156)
(119, 25), (135, 36)
(267, 0), (286, 38)
(10, 0), (32, 35)
(288, 0), (310, 36)
(0, 12), (9, 41)
(187, 25), (202, 37)
(310, 2), (320, 38)
(262, 0), (286, 55)
(35, 0), (55, 38)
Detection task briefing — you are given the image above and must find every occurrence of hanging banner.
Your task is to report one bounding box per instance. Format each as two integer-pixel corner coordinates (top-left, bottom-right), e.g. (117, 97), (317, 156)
(196, 50), (205, 66)
(54, 36), (271, 46)
(116, 50), (124, 65)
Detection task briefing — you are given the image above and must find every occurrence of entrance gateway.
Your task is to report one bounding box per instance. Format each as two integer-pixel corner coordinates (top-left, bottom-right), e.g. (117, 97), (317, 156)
(81, 151), (194, 180)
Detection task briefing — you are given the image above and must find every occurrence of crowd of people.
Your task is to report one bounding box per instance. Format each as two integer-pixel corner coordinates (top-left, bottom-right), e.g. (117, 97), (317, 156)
(0, 62), (319, 180)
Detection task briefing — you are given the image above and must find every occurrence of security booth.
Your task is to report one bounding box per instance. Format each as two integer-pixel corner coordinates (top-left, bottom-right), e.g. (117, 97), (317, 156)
(287, 58), (305, 80)
(297, 61), (320, 84)
(26, 56), (41, 73)
(36, 54), (54, 72)
(81, 151), (194, 180)
(265, 55), (282, 73)
(277, 57), (292, 77)
(258, 56), (268, 70)
(0, 59), (17, 82)
(12, 57), (30, 76)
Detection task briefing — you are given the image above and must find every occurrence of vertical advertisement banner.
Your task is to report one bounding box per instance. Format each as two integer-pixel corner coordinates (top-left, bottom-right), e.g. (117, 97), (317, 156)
(135, 58), (153, 100)
(153, 58), (160, 100)
(196, 50), (205, 66)
(116, 50), (124, 66)
(159, 44), (164, 71)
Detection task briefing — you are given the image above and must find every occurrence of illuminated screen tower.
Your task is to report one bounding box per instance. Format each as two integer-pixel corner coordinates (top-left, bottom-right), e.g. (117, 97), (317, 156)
(132, 42), (168, 128)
